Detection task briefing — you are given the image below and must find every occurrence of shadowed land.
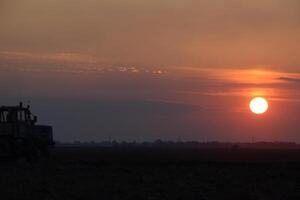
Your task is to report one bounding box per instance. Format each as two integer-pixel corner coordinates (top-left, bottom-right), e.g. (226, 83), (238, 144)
(0, 146), (299, 200)
(52, 146), (300, 163)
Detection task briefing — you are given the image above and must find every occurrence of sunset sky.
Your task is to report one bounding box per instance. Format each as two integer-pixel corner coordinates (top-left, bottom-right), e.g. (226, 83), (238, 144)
(1, 0), (300, 142)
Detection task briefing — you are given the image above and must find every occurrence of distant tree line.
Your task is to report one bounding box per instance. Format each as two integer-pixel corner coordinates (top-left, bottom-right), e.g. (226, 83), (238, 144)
(55, 140), (300, 149)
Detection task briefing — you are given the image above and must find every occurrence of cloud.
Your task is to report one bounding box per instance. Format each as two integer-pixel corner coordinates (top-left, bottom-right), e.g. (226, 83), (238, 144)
(0, 51), (165, 75)
(277, 76), (300, 83)
(0, 51), (99, 63)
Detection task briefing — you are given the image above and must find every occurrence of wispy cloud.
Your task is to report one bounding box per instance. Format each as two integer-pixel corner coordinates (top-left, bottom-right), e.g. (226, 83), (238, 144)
(0, 51), (165, 75)
(171, 67), (300, 103)
(277, 76), (300, 83)
(0, 51), (99, 63)
(176, 67), (300, 85)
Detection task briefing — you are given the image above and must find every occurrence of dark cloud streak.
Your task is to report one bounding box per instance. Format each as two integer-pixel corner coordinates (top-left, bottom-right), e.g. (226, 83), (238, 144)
(278, 77), (300, 83)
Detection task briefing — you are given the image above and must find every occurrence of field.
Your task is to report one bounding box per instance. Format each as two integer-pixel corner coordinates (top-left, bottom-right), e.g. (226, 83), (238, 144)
(1, 147), (300, 200)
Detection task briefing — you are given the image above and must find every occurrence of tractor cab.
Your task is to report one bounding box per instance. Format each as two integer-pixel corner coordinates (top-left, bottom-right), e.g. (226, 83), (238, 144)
(0, 103), (37, 125)
(0, 102), (54, 159)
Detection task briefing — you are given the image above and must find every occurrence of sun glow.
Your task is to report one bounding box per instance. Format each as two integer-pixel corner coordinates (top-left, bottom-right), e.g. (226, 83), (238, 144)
(249, 97), (269, 114)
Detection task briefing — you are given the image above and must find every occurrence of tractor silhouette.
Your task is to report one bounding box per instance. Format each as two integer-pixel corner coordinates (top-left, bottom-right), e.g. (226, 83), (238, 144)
(0, 102), (54, 159)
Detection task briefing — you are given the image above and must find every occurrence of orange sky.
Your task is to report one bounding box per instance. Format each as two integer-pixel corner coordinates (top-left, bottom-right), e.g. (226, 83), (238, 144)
(1, 0), (300, 142)
(1, 0), (300, 70)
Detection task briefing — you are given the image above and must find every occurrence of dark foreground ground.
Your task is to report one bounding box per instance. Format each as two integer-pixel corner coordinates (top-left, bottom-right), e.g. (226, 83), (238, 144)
(1, 147), (300, 200)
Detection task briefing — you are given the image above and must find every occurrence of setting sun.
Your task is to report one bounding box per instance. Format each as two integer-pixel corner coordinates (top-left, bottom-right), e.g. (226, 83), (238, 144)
(249, 97), (269, 114)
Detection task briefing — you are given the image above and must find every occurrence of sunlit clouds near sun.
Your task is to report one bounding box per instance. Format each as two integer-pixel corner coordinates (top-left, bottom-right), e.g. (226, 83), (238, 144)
(1, 49), (300, 106)
(170, 67), (300, 104)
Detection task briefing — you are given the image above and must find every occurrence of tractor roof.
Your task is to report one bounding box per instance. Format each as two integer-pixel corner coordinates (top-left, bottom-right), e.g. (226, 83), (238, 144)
(0, 103), (31, 112)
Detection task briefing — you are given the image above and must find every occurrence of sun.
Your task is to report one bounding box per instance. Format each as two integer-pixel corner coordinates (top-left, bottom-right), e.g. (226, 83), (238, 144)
(249, 97), (268, 114)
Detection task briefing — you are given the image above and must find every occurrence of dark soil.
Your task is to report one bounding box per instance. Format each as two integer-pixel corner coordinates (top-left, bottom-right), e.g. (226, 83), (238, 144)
(0, 147), (299, 200)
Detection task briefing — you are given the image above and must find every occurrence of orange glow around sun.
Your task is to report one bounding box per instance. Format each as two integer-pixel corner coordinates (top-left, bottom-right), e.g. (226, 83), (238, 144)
(249, 97), (269, 114)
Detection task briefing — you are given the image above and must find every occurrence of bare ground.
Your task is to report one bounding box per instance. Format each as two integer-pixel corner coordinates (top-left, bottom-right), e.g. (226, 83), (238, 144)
(0, 147), (299, 200)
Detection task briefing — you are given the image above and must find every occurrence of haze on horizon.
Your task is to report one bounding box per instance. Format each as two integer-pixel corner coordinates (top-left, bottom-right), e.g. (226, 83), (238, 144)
(0, 0), (300, 142)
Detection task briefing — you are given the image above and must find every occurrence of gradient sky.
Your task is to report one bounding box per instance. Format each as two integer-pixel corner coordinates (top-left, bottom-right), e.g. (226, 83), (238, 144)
(1, 0), (300, 142)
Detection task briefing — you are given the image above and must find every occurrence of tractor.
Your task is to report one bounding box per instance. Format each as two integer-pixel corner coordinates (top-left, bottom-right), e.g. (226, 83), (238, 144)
(0, 102), (54, 159)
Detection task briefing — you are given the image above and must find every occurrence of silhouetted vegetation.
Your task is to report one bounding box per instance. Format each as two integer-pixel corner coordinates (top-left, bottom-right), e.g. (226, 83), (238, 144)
(56, 140), (300, 149)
